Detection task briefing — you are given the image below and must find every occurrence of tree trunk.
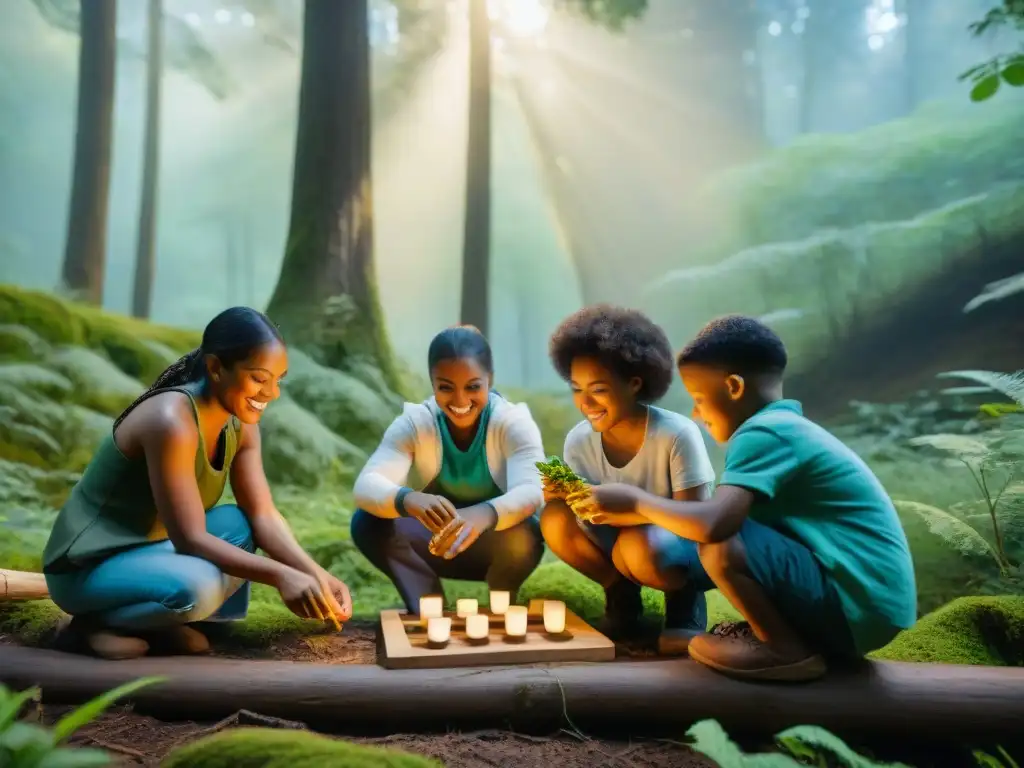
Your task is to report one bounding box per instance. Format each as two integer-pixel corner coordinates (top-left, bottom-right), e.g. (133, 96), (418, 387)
(265, 0), (398, 389)
(2, 646), (1023, 741)
(131, 0), (163, 319)
(61, 0), (117, 305)
(459, 0), (492, 334)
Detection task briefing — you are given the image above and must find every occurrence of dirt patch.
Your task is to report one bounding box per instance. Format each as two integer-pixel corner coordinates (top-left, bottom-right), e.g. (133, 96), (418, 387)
(37, 705), (713, 767)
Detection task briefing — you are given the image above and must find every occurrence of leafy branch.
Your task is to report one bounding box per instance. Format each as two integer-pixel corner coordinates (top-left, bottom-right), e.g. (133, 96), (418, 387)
(960, 1), (1024, 101)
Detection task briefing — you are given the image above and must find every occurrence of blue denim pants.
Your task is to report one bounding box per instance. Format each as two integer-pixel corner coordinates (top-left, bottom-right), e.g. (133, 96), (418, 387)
(45, 504), (254, 631)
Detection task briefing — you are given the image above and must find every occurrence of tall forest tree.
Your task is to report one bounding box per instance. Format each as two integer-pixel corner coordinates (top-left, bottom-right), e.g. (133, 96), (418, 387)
(459, 0), (493, 334)
(131, 0), (163, 319)
(61, 0), (117, 305)
(799, 0), (869, 133)
(264, 0), (400, 390)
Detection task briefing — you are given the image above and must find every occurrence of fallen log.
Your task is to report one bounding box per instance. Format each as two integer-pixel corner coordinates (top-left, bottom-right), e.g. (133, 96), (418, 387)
(0, 570), (49, 601)
(1, 646), (1022, 740)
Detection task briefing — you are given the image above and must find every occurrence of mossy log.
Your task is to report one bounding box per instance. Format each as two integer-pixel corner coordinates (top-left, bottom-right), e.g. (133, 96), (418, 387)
(0, 569), (49, 601)
(1, 647), (1022, 740)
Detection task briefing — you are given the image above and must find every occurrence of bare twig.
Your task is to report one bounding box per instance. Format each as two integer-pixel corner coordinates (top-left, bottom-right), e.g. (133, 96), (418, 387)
(79, 736), (148, 759)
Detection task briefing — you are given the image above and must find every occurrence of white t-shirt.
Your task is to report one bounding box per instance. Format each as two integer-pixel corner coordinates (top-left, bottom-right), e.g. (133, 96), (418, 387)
(563, 406), (715, 499)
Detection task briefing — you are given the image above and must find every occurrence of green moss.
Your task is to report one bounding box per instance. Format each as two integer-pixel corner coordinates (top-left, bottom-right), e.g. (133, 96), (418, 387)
(44, 346), (144, 415)
(651, 183), (1024, 378)
(258, 396), (367, 488)
(697, 99), (1024, 262)
(162, 727), (441, 767)
(0, 283), (198, 384)
(871, 596), (1024, 665)
(283, 349), (399, 452)
(0, 324), (50, 361)
(0, 600), (63, 645)
(0, 285), (88, 345)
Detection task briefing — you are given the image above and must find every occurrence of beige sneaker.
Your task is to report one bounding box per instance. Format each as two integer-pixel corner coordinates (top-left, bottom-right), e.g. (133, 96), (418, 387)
(87, 631), (150, 660)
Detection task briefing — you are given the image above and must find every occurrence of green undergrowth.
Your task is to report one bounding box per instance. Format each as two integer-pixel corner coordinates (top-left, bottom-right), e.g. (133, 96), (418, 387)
(161, 728), (442, 767)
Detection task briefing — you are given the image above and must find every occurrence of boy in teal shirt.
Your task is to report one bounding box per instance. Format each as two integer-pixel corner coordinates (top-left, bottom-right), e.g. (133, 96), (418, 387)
(574, 315), (917, 681)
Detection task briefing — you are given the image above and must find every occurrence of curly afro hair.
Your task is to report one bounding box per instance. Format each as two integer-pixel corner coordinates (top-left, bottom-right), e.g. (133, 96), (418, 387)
(549, 304), (675, 403)
(676, 315), (788, 376)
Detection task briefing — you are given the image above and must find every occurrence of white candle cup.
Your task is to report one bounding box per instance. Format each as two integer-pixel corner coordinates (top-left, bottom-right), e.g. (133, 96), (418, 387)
(427, 616), (451, 644)
(465, 613), (490, 640)
(456, 598), (478, 618)
(489, 590), (510, 615)
(419, 595), (443, 620)
(543, 600), (566, 635)
(504, 605), (528, 637)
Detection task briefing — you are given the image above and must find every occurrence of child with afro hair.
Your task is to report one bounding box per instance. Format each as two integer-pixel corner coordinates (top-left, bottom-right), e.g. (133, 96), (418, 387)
(542, 304), (717, 654)
(584, 314), (917, 681)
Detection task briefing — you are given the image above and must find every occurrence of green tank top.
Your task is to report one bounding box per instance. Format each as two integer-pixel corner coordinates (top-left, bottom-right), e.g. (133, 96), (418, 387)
(42, 384), (242, 574)
(425, 394), (503, 508)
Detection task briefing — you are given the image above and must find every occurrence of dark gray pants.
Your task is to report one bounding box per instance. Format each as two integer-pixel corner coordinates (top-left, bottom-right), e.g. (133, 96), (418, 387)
(350, 509), (545, 612)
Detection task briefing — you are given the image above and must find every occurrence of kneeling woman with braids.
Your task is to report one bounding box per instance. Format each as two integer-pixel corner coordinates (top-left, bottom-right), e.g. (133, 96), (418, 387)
(42, 307), (352, 660)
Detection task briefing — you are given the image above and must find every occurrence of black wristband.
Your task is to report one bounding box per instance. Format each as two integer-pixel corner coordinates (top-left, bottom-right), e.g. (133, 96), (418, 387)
(394, 487), (413, 517)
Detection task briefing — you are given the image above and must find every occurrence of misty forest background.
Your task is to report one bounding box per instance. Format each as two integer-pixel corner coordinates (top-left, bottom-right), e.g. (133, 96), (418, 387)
(0, 0), (1023, 650)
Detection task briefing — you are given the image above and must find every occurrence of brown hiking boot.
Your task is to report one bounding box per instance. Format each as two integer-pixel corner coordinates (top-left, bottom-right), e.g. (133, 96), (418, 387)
(687, 621), (827, 682)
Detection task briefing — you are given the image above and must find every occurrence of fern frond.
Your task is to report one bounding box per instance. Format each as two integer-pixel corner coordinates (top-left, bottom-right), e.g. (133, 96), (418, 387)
(908, 433), (990, 456)
(893, 500), (1002, 564)
(936, 370), (1024, 408)
(963, 271), (1024, 313)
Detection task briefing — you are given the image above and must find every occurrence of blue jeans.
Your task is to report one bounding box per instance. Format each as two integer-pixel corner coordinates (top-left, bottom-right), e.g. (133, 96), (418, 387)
(46, 504), (254, 631)
(581, 516), (855, 655)
(579, 519), (713, 632)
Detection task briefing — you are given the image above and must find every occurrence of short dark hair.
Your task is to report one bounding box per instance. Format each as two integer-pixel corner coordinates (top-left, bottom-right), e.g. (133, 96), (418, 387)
(114, 307), (283, 430)
(549, 304), (674, 403)
(676, 315), (788, 376)
(428, 325), (493, 376)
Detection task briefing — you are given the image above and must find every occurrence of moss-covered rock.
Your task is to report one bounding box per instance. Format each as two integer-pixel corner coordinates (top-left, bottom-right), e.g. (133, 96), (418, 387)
(649, 183), (1024, 377)
(161, 728), (442, 767)
(0, 324), (50, 361)
(283, 349), (399, 452)
(695, 99), (1024, 264)
(0, 381), (107, 471)
(44, 346), (144, 415)
(0, 286), (88, 346)
(258, 395), (367, 488)
(871, 595), (1024, 665)
(0, 458), (79, 510)
(0, 284), (198, 384)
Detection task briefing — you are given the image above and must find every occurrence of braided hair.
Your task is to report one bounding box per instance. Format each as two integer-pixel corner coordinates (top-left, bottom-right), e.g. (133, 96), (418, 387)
(113, 307), (283, 431)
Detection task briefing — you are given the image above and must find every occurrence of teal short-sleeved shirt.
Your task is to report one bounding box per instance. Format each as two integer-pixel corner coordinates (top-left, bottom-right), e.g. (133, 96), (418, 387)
(721, 399), (917, 654)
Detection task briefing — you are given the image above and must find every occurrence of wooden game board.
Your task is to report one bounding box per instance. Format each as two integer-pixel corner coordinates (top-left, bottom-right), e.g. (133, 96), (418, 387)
(377, 600), (616, 669)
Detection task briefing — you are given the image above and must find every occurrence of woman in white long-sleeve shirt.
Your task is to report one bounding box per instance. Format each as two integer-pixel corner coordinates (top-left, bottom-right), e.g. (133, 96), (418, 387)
(351, 326), (546, 612)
